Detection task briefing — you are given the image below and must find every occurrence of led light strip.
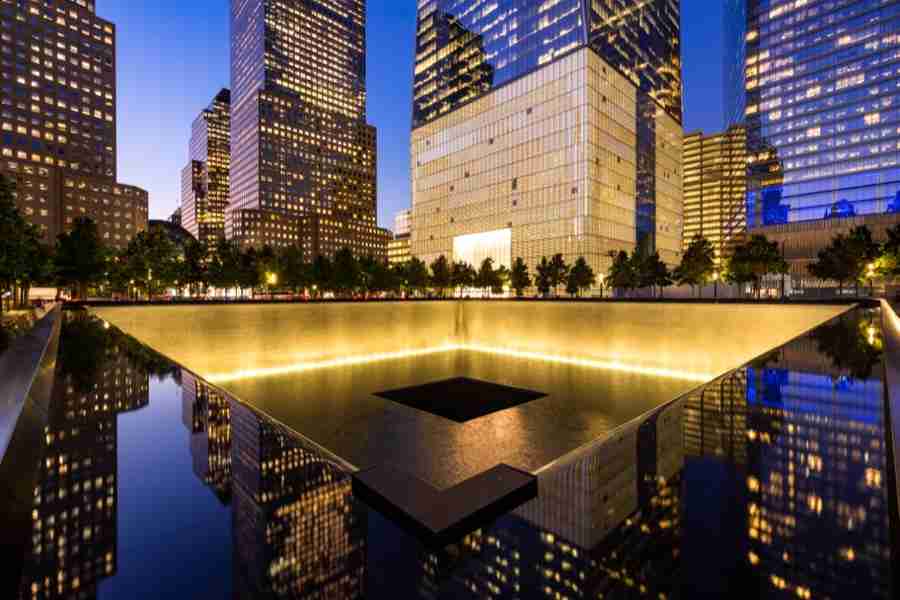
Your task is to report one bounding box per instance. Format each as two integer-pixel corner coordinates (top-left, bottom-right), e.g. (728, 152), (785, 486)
(206, 344), (713, 384)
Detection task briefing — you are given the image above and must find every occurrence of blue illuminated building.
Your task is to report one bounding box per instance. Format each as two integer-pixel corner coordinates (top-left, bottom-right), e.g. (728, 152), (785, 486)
(728, 0), (900, 227)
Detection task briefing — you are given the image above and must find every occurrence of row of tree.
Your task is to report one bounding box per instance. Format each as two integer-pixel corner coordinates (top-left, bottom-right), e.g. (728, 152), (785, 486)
(3, 172), (899, 307)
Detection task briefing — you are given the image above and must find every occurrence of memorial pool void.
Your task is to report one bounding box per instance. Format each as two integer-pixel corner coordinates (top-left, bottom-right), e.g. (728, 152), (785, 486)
(91, 302), (847, 489)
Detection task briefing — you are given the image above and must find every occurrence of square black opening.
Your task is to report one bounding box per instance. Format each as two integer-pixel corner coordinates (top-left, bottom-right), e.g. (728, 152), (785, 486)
(375, 377), (546, 423)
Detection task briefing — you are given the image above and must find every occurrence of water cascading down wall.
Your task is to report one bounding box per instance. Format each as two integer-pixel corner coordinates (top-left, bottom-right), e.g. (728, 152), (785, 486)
(92, 301), (848, 390)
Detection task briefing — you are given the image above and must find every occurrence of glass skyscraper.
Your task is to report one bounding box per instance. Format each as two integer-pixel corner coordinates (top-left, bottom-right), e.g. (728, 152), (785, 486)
(226, 0), (383, 259)
(729, 0), (900, 228)
(181, 89), (231, 246)
(411, 0), (684, 279)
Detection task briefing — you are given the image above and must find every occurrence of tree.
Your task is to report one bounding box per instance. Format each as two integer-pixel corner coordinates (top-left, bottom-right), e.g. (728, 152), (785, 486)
(450, 261), (476, 297)
(117, 227), (179, 299)
(360, 255), (394, 297)
(0, 176), (51, 310)
(55, 217), (107, 300)
(404, 257), (430, 297)
(209, 238), (241, 296)
(808, 226), (877, 297)
(182, 239), (208, 297)
(494, 265), (510, 295)
(476, 257), (493, 297)
(279, 245), (309, 294)
(331, 247), (360, 298)
(673, 235), (715, 297)
(430, 255), (451, 298)
(878, 224), (900, 278)
(645, 252), (672, 298)
(548, 254), (569, 297)
(534, 257), (553, 297)
(567, 256), (596, 297)
(509, 257), (531, 297)
(728, 234), (787, 299)
(607, 250), (636, 297)
(310, 254), (333, 297)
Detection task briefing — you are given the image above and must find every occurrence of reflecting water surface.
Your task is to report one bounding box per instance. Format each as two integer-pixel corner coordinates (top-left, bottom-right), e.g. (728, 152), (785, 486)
(8, 309), (895, 599)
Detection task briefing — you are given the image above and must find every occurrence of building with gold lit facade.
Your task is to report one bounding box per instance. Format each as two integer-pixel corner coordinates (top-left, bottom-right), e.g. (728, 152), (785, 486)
(181, 89), (230, 247)
(0, 0), (148, 248)
(683, 126), (748, 266)
(411, 0), (683, 282)
(388, 209), (412, 265)
(226, 0), (381, 259)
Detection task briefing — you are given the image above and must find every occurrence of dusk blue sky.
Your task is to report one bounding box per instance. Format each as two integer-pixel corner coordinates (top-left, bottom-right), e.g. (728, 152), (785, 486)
(103, 1), (726, 227)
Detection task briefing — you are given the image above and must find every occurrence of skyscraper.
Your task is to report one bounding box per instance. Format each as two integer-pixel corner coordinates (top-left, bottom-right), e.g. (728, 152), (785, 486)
(226, 0), (382, 260)
(683, 126), (748, 266)
(0, 0), (148, 247)
(410, 0), (683, 280)
(727, 0), (900, 285)
(181, 89), (231, 246)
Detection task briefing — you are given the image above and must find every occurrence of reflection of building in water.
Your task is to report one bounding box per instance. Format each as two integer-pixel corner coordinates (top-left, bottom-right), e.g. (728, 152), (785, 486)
(230, 401), (365, 599)
(181, 371), (232, 503)
(19, 338), (149, 600)
(744, 363), (890, 599)
(683, 370), (749, 464)
(385, 401), (684, 599)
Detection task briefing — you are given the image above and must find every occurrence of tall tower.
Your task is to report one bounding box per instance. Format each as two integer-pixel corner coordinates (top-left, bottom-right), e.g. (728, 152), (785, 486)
(0, 0), (148, 247)
(181, 89), (231, 246)
(728, 0), (900, 286)
(226, 0), (382, 260)
(410, 0), (684, 282)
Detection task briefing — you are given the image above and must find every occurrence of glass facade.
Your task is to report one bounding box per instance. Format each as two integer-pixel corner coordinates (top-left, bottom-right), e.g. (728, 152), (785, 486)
(414, 0), (682, 128)
(683, 126), (748, 265)
(228, 0), (381, 258)
(412, 0), (683, 270)
(412, 49), (683, 278)
(181, 89), (231, 246)
(731, 0), (900, 228)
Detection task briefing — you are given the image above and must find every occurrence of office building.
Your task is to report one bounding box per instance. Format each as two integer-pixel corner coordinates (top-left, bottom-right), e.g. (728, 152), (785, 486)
(410, 0), (683, 281)
(388, 209), (411, 265)
(727, 0), (900, 284)
(0, 0), (148, 248)
(181, 89), (230, 246)
(226, 0), (382, 259)
(683, 126), (748, 266)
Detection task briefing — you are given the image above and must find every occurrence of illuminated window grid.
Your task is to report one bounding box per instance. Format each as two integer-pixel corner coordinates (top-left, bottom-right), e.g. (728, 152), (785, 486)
(411, 48), (683, 284)
(682, 126), (748, 266)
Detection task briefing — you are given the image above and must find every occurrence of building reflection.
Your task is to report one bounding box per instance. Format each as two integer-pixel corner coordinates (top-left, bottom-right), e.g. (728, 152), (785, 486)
(17, 310), (894, 598)
(180, 373), (367, 599)
(18, 315), (150, 600)
(743, 312), (890, 599)
(181, 371), (232, 504)
(363, 312), (892, 599)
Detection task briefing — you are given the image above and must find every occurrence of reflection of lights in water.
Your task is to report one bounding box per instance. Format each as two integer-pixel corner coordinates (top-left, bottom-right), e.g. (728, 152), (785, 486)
(207, 343), (714, 384)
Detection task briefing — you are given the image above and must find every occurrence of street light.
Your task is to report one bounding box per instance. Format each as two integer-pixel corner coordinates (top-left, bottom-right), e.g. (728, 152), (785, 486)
(713, 270), (719, 301)
(267, 272), (278, 286)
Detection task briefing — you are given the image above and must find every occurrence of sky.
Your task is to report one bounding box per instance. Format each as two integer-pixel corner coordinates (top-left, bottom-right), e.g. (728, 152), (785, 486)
(103, 1), (726, 228)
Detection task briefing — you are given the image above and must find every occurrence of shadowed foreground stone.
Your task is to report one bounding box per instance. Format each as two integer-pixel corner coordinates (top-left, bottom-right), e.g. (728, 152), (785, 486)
(352, 464), (537, 546)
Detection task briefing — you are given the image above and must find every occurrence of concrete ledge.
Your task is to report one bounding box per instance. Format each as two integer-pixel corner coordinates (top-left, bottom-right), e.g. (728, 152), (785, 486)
(879, 301), (900, 536)
(352, 464), (537, 547)
(0, 305), (61, 600)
